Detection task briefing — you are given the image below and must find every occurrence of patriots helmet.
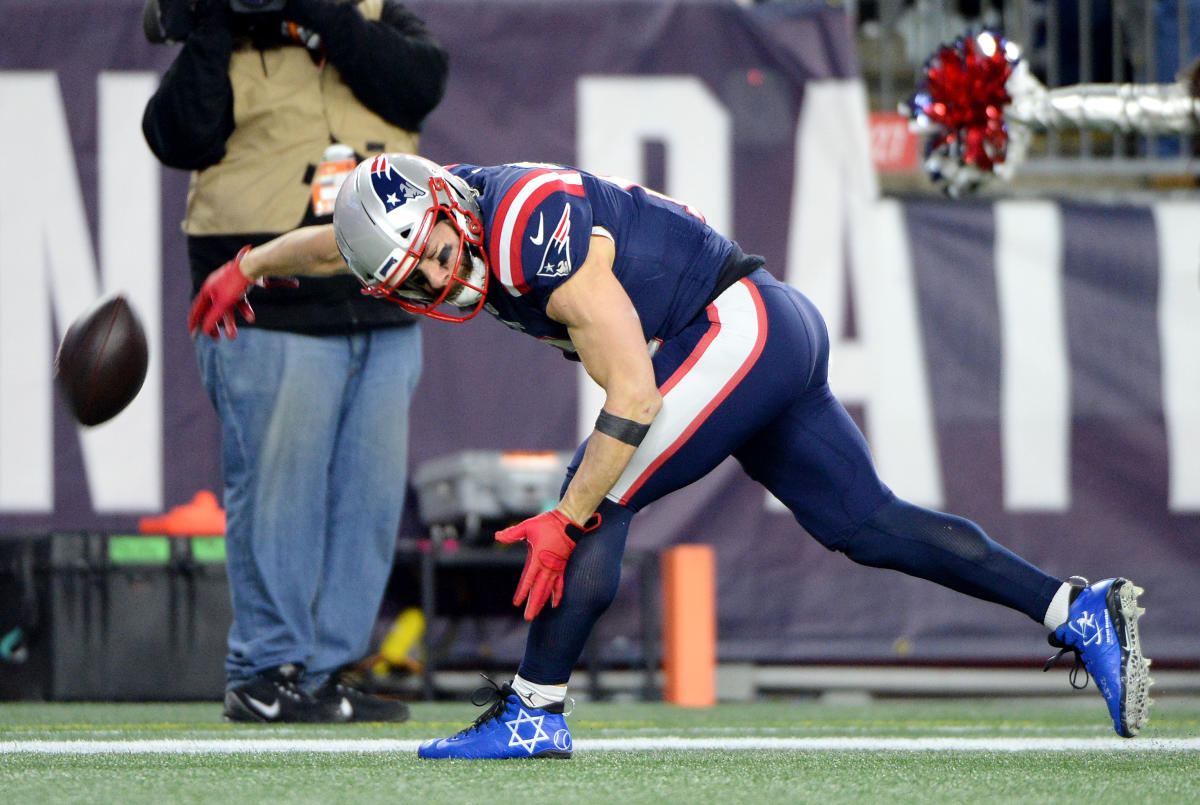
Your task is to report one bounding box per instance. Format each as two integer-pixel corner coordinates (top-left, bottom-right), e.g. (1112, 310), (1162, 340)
(333, 153), (488, 322)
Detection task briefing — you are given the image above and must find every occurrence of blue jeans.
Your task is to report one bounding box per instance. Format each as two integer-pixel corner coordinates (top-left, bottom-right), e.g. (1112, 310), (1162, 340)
(194, 325), (422, 687)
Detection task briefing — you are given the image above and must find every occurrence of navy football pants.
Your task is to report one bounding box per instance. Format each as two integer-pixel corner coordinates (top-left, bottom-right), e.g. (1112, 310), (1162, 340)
(519, 269), (1062, 684)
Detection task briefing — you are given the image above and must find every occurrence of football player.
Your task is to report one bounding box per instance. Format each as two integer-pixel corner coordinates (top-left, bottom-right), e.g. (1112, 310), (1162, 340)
(190, 154), (1152, 757)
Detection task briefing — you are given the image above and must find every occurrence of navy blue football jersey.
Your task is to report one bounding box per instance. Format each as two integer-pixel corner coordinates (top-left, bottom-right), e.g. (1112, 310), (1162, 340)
(447, 163), (733, 354)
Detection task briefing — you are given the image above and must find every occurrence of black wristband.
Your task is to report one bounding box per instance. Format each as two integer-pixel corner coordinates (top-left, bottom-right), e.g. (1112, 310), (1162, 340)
(562, 511), (602, 539)
(594, 409), (650, 447)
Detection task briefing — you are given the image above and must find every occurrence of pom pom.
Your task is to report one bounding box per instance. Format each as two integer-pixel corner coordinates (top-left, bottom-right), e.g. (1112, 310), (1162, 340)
(904, 32), (1019, 195)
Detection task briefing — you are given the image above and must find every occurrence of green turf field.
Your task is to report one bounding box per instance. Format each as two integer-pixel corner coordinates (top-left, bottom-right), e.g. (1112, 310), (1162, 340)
(2, 696), (1199, 804)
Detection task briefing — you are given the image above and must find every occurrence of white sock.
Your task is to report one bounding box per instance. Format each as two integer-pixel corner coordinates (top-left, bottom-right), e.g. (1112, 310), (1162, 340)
(1042, 581), (1074, 630)
(511, 674), (567, 709)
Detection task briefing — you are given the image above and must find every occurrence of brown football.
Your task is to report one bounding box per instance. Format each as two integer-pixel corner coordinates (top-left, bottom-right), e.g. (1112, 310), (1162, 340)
(54, 294), (149, 426)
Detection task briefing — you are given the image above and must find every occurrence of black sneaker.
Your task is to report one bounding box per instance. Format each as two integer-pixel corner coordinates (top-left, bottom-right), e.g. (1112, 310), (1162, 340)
(315, 675), (411, 723)
(223, 663), (341, 723)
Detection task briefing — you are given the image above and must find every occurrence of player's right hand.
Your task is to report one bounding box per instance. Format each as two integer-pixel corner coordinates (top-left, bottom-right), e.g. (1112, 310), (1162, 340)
(188, 245), (255, 340)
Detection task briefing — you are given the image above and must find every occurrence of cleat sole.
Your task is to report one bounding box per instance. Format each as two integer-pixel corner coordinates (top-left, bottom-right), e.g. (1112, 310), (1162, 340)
(1113, 579), (1152, 737)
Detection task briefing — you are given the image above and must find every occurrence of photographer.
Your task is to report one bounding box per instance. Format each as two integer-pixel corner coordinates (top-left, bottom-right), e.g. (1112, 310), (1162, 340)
(142, 0), (447, 722)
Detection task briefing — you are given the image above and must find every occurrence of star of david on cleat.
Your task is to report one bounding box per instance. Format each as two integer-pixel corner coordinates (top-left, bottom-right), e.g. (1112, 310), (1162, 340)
(507, 708), (551, 753)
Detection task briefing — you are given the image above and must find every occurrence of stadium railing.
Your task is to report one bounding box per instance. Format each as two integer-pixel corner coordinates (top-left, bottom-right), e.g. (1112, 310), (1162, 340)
(851, 0), (1200, 196)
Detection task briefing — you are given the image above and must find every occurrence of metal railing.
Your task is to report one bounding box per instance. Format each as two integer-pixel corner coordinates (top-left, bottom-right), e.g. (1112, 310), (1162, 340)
(851, 0), (1200, 190)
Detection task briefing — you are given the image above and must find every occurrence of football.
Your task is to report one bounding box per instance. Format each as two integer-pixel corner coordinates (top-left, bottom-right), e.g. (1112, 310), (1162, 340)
(54, 293), (149, 426)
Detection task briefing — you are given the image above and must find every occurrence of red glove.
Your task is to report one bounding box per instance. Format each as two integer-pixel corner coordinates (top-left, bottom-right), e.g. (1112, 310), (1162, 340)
(495, 509), (601, 621)
(188, 246), (256, 339)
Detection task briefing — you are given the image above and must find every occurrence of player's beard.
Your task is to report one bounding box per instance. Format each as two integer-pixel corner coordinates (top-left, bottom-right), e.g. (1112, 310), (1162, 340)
(445, 247), (486, 308)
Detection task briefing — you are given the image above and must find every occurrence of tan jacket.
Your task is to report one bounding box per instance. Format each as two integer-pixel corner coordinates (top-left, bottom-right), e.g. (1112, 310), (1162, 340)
(183, 0), (419, 235)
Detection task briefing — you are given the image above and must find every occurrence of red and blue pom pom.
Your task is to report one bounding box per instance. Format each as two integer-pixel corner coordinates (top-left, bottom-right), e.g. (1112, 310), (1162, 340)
(905, 32), (1020, 193)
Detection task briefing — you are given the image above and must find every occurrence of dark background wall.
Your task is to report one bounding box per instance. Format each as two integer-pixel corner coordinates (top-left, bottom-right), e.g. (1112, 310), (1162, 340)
(1, 0), (1195, 666)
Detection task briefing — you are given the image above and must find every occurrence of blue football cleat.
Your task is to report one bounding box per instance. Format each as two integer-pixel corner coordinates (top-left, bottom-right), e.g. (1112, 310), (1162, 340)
(1044, 577), (1152, 737)
(418, 678), (573, 759)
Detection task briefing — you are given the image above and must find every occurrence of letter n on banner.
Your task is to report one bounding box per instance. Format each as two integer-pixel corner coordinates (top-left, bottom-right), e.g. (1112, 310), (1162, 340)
(0, 72), (162, 514)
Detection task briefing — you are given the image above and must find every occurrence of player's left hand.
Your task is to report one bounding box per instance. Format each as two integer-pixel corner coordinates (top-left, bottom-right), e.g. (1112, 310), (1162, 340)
(188, 246), (255, 339)
(496, 509), (601, 621)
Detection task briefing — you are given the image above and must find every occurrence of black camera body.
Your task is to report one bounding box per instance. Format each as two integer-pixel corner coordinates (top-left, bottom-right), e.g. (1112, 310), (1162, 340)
(228, 0), (285, 13)
(144, 0), (288, 44)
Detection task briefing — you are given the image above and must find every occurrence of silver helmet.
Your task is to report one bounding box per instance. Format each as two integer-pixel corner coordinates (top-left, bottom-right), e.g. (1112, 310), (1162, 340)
(333, 153), (488, 322)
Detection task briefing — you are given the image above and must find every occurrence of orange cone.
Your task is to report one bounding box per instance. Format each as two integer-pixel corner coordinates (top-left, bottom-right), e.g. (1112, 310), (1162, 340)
(661, 544), (716, 707)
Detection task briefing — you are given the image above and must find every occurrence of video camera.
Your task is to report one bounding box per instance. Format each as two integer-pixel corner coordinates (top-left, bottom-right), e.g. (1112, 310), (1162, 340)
(143, 0), (288, 44)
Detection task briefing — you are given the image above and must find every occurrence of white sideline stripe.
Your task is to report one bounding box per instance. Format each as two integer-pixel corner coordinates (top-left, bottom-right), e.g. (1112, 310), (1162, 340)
(3, 737), (1199, 754)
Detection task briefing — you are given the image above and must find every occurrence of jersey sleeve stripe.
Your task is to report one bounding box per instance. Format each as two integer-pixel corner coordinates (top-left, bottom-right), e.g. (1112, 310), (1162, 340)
(490, 170), (585, 296)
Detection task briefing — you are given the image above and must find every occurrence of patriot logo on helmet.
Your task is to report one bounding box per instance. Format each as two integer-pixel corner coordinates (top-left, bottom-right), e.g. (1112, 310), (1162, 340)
(369, 155), (427, 211)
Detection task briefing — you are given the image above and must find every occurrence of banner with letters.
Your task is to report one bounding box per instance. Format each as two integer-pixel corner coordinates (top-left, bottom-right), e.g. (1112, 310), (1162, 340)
(1, 0), (1196, 664)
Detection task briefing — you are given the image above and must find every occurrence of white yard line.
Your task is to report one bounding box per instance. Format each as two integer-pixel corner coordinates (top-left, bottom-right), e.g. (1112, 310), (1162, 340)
(2, 736), (1199, 754)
